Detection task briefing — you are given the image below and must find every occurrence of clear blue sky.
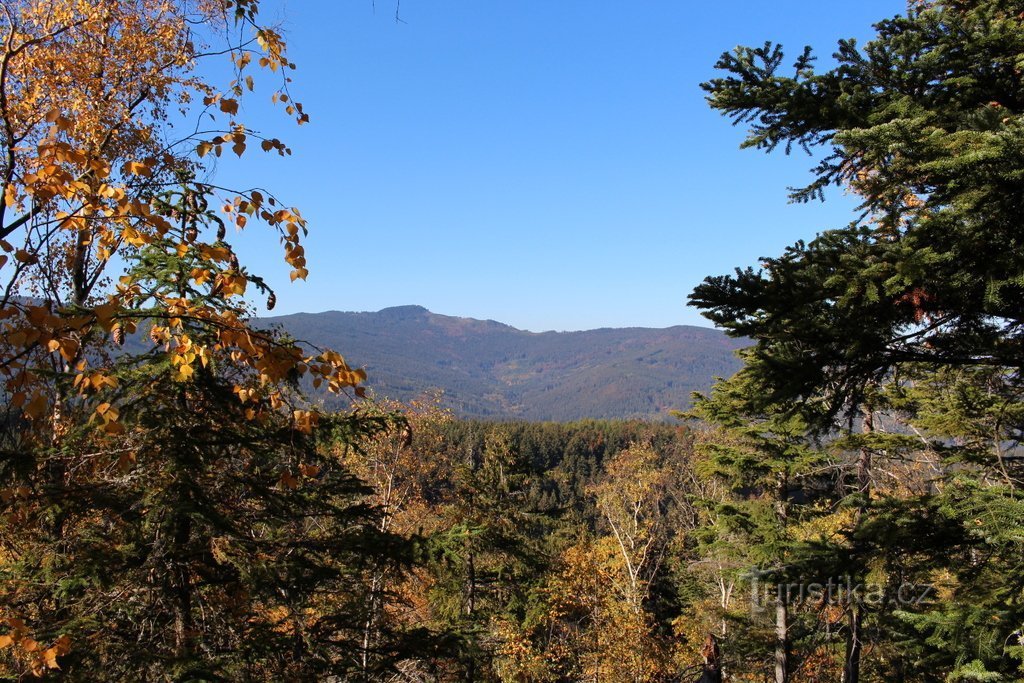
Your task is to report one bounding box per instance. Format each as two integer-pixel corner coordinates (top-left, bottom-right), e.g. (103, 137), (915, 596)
(216, 0), (905, 332)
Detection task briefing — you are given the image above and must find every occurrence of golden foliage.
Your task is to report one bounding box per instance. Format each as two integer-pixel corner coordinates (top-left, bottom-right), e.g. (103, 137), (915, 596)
(0, 2), (365, 675)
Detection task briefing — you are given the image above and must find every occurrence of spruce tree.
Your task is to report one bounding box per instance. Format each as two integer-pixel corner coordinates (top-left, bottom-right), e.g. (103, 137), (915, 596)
(693, 1), (1024, 679)
(688, 365), (837, 682)
(0, 184), (425, 680)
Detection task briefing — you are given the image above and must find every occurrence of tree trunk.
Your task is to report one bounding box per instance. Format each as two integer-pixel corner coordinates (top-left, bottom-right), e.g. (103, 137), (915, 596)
(775, 597), (788, 683)
(843, 605), (862, 683)
(844, 407), (873, 683)
(360, 570), (383, 672)
(774, 475), (789, 683)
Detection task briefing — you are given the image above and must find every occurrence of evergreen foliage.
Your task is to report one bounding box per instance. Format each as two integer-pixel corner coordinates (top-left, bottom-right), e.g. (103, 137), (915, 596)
(691, 1), (1024, 679)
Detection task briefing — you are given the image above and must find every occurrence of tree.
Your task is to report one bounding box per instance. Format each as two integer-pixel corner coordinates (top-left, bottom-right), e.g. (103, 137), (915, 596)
(589, 442), (672, 618)
(0, 2), (381, 677)
(424, 426), (551, 681)
(0, 0), (342, 423)
(586, 442), (675, 682)
(338, 393), (457, 679)
(0, 179), (422, 680)
(692, 1), (1024, 679)
(686, 367), (839, 683)
(692, 0), (1024, 424)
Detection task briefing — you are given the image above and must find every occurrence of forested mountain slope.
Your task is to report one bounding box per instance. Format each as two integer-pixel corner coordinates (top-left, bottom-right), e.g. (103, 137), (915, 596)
(260, 305), (745, 420)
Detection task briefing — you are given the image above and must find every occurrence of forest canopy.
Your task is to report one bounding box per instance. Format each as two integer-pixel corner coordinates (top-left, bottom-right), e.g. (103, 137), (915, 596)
(0, 0), (1021, 681)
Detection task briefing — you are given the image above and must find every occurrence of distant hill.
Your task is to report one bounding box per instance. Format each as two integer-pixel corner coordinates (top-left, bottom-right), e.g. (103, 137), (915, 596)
(257, 305), (745, 421)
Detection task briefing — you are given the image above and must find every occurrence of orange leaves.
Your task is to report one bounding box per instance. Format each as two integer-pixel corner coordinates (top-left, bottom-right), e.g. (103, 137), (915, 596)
(196, 136), (230, 159)
(123, 159), (153, 177)
(45, 335), (79, 362)
(0, 5), (368, 669)
(197, 243), (233, 263)
(190, 268), (212, 286)
(212, 271), (248, 298)
(279, 212), (308, 281)
(259, 137), (290, 155)
(279, 463), (321, 490)
(121, 225), (152, 247)
(292, 409), (318, 433)
(896, 287), (936, 324)
(14, 249), (38, 265)
(219, 98), (240, 116)
(0, 619), (71, 675)
(0, 484), (31, 508)
(232, 385), (255, 404)
(43, 108), (73, 132)
(42, 637), (71, 669)
(233, 190), (264, 226)
(72, 371), (118, 396)
(92, 300), (120, 332)
(94, 401), (116, 417)
(93, 401), (123, 435)
(306, 350), (367, 395)
(298, 463), (321, 478)
(234, 50), (253, 70)
(169, 334), (210, 383)
(197, 124), (259, 160)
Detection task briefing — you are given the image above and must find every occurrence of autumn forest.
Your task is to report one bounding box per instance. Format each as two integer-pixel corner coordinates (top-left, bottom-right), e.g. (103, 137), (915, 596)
(0, 1), (1023, 681)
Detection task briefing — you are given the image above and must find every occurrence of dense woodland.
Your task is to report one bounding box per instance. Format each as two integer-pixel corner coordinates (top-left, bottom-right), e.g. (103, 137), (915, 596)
(0, 0), (1022, 681)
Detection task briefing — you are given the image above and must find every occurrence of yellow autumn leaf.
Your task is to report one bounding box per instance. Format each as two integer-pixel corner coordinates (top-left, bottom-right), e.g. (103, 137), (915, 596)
(122, 226), (150, 247)
(43, 647), (60, 669)
(124, 160), (152, 177)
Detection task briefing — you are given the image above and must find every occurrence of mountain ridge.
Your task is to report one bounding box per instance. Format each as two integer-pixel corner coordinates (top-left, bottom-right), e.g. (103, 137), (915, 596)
(258, 306), (745, 421)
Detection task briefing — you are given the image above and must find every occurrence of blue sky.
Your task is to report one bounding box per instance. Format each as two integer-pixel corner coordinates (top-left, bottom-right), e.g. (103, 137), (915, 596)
(216, 0), (905, 332)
